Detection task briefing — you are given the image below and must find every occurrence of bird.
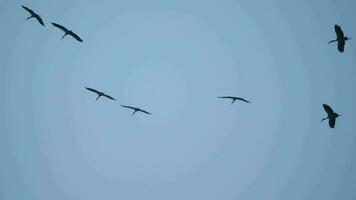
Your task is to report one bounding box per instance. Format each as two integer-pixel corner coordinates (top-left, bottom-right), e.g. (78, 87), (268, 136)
(21, 5), (45, 26)
(321, 104), (341, 128)
(328, 24), (351, 52)
(85, 87), (115, 101)
(218, 96), (251, 104)
(121, 105), (152, 116)
(51, 23), (83, 42)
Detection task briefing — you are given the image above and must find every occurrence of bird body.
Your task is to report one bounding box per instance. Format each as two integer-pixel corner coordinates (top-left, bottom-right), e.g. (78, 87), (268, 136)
(85, 87), (115, 101)
(52, 23), (83, 42)
(321, 104), (340, 128)
(121, 105), (152, 116)
(329, 24), (351, 52)
(21, 5), (44, 26)
(218, 96), (251, 104)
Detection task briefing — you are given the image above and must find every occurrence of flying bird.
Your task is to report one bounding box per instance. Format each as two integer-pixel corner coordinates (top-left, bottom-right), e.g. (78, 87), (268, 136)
(85, 87), (115, 101)
(321, 104), (341, 128)
(21, 5), (44, 26)
(51, 23), (83, 42)
(328, 24), (351, 52)
(218, 96), (251, 104)
(121, 105), (152, 116)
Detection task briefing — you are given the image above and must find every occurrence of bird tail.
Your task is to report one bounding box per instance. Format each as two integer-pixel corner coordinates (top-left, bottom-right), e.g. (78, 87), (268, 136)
(132, 111), (137, 116)
(26, 16), (33, 20)
(328, 39), (337, 44)
(61, 33), (67, 40)
(96, 95), (101, 101)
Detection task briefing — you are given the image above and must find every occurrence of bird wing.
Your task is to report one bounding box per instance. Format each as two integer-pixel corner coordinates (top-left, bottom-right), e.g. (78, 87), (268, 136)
(139, 109), (152, 115)
(35, 16), (45, 26)
(218, 96), (234, 99)
(335, 24), (344, 39)
(237, 98), (251, 103)
(338, 40), (345, 52)
(323, 104), (334, 117)
(329, 117), (336, 128)
(51, 23), (68, 32)
(69, 31), (83, 42)
(22, 5), (35, 15)
(85, 87), (101, 94)
(103, 94), (115, 101)
(121, 105), (136, 110)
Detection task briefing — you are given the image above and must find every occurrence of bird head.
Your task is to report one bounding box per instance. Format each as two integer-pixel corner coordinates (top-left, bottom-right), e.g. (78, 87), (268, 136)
(345, 37), (352, 40)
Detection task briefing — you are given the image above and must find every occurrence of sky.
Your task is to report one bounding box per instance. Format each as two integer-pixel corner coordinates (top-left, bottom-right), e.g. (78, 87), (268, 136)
(0, 0), (356, 200)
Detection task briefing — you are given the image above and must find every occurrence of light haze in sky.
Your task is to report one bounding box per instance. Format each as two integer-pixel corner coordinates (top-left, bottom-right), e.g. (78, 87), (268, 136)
(0, 0), (356, 200)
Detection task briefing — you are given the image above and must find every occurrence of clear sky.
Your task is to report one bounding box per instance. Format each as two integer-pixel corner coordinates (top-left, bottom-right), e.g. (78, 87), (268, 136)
(1, 0), (356, 200)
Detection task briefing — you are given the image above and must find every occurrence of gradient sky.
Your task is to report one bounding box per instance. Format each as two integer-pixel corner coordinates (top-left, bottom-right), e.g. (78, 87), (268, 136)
(1, 0), (356, 200)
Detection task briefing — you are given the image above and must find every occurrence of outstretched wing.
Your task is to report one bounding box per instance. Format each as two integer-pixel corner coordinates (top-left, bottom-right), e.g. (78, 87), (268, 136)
(85, 87), (101, 95)
(51, 23), (68, 32)
(335, 24), (344, 39)
(237, 98), (251, 103)
(323, 104), (334, 117)
(69, 32), (83, 42)
(121, 105), (136, 110)
(21, 5), (35, 15)
(338, 40), (345, 52)
(139, 109), (152, 115)
(35, 16), (45, 26)
(103, 94), (116, 101)
(329, 117), (336, 128)
(218, 96), (234, 99)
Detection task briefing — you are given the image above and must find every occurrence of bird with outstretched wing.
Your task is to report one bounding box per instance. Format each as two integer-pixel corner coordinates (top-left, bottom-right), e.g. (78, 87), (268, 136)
(218, 96), (251, 104)
(329, 24), (351, 52)
(85, 87), (115, 101)
(21, 5), (45, 26)
(52, 23), (83, 42)
(321, 104), (340, 128)
(121, 105), (152, 116)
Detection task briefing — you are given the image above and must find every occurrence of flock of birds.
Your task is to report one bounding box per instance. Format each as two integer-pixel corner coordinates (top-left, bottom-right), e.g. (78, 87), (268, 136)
(22, 5), (83, 42)
(21, 5), (351, 128)
(85, 87), (152, 116)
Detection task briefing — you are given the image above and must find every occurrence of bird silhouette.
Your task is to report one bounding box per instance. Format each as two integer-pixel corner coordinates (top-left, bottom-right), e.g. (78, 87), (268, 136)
(328, 24), (351, 52)
(21, 5), (44, 26)
(321, 104), (340, 128)
(85, 87), (115, 101)
(121, 105), (152, 116)
(51, 23), (83, 42)
(218, 96), (251, 104)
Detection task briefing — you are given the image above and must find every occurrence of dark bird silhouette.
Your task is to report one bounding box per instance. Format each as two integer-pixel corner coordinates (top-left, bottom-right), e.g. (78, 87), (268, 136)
(121, 105), (152, 116)
(85, 87), (115, 101)
(218, 96), (251, 104)
(51, 23), (83, 42)
(321, 104), (341, 128)
(328, 24), (351, 52)
(21, 5), (44, 26)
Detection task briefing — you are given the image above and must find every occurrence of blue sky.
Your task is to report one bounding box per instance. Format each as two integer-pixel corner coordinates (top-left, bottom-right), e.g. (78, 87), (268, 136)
(1, 0), (356, 200)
